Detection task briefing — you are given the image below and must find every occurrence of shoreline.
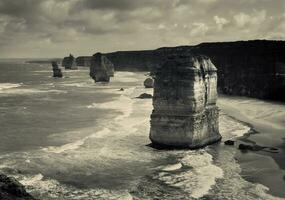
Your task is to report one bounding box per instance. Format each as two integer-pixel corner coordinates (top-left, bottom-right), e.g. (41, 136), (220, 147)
(218, 95), (285, 198)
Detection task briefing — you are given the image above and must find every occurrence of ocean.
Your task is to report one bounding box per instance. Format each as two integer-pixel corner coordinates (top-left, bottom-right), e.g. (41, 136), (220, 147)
(0, 60), (284, 200)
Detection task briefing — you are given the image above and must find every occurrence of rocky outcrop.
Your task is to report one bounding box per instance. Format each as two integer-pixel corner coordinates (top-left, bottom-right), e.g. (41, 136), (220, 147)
(0, 174), (35, 200)
(136, 93), (153, 99)
(89, 53), (115, 82)
(62, 54), (77, 70)
(104, 40), (285, 101)
(76, 56), (92, 67)
(150, 53), (221, 148)
(143, 78), (154, 88)
(51, 61), (63, 78)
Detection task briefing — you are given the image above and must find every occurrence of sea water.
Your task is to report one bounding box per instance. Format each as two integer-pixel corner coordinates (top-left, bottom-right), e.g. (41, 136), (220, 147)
(0, 60), (283, 200)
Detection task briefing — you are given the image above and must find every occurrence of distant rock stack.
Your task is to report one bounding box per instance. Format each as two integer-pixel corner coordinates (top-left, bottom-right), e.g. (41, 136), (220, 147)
(62, 54), (77, 70)
(90, 53), (115, 82)
(52, 61), (63, 78)
(150, 53), (221, 149)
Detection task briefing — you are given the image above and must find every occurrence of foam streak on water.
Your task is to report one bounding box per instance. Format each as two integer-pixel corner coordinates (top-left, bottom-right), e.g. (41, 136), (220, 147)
(157, 150), (224, 199)
(0, 83), (22, 90)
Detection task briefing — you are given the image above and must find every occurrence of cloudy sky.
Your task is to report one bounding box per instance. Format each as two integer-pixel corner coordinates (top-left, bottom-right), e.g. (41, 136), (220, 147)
(0, 0), (284, 58)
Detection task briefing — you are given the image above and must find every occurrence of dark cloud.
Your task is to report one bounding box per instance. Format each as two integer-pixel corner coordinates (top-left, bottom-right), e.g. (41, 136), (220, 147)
(0, 0), (284, 57)
(73, 0), (152, 11)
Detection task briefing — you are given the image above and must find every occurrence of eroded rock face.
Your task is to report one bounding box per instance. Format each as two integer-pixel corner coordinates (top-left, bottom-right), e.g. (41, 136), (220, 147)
(76, 56), (92, 67)
(150, 54), (221, 148)
(62, 54), (77, 70)
(0, 174), (35, 200)
(105, 40), (285, 101)
(52, 61), (63, 78)
(90, 53), (114, 82)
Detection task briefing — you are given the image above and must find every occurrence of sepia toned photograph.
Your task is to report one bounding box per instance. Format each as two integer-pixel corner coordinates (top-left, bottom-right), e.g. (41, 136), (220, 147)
(0, 0), (285, 199)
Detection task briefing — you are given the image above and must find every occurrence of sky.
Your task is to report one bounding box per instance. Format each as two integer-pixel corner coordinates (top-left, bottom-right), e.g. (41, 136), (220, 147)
(0, 0), (284, 58)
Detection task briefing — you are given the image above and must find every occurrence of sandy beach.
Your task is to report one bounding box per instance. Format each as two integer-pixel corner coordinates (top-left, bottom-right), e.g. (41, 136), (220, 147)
(218, 96), (285, 198)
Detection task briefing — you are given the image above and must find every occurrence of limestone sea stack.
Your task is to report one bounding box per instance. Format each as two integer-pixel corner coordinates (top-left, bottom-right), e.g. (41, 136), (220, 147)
(62, 54), (77, 70)
(52, 61), (63, 78)
(150, 53), (221, 148)
(89, 53), (115, 82)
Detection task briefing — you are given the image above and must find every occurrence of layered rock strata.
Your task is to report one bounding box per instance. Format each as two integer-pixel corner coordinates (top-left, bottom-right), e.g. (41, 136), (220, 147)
(62, 54), (77, 70)
(150, 54), (221, 148)
(104, 40), (285, 101)
(51, 61), (63, 78)
(89, 53), (115, 82)
(76, 56), (92, 67)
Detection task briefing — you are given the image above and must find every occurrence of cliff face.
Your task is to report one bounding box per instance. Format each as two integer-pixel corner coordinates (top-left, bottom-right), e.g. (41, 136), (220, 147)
(76, 56), (92, 67)
(89, 53), (115, 82)
(104, 40), (285, 101)
(150, 54), (221, 148)
(193, 41), (285, 100)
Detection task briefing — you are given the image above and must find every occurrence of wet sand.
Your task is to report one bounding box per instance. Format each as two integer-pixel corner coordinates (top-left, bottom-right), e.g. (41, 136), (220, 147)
(218, 95), (285, 198)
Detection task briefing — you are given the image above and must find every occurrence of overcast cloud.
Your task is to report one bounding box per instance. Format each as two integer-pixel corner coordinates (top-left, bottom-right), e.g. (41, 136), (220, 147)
(0, 0), (284, 58)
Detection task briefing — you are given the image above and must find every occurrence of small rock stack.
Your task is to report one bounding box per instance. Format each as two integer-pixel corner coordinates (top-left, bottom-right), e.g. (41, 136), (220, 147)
(62, 54), (77, 70)
(150, 53), (221, 148)
(89, 53), (115, 82)
(52, 61), (63, 78)
(144, 78), (154, 88)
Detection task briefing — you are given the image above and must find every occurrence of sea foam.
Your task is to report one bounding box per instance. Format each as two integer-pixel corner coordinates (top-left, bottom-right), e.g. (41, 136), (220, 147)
(157, 150), (223, 199)
(17, 173), (133, 200)
(42, 128), (111, 154)
(0, 83), (22, 91)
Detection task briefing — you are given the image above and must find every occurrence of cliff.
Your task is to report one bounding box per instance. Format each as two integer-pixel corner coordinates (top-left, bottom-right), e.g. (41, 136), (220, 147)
(0, 174), (35, 200)
(89, 53), (115, 82)
(104, 40), (285, 101)
(76, 56), (92, 67)
(150, 53), (221, 148)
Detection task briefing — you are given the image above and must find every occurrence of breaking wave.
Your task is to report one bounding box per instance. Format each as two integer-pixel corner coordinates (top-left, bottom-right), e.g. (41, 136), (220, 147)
(0, 83), (22, 91)
(42, 128), (111, 154)
(16, 173), (133, 200)
(156, 150), (223, 199)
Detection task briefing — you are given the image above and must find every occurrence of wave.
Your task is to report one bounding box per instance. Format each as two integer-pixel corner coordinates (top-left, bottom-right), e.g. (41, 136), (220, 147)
(112, 72), (139, 82)
(0, 83), (22, 91)
(87, 87), (135, 122)
(219, 112), (252, 139)
(156, 150), (223, 199)
(0, 82), (66, 95)
(60, 81), (96, 88)
(42, 128), (111, 154)
(16, 173), (133, 200)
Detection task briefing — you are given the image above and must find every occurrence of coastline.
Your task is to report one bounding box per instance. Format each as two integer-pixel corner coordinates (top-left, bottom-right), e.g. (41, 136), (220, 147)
(218, 95), (285, 198)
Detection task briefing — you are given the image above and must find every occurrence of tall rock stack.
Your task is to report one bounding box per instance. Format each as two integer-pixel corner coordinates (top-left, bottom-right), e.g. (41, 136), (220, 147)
(51, 61), (63, 78)
(150, 54), (221, 149)
(90, 53), (115, 82)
